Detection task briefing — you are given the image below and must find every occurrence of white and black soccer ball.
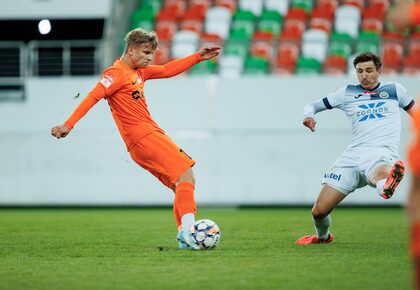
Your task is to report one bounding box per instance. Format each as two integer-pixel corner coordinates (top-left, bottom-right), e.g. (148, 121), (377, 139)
(190, 219), (221, 250)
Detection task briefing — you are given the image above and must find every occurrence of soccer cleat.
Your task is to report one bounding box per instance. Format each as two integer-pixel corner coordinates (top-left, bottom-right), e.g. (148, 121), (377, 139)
(381, 160), (405, 199)
(176, 229), (200, 250)
(295, 233), (334, 245)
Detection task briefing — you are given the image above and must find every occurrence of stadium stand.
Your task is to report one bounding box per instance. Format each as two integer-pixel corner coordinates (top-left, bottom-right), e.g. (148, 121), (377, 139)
(130, 0), (416, 76)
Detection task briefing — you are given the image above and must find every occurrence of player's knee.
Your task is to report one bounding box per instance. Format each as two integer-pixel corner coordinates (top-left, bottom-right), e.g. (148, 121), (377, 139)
(175, 167), (195, 186)
(312, 206), (329, 220)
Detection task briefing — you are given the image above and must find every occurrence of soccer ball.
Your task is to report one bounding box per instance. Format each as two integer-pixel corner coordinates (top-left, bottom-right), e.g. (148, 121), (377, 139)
(190, 219), (221, 250)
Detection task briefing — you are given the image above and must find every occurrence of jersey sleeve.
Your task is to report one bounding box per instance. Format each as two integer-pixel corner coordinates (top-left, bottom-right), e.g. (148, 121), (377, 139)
(324, 86), (346, 109)
(411, 4), (420, 26)
(143, 53), (202, 81)
(64, 68), (123, 129)
(395, 82), (415, 110)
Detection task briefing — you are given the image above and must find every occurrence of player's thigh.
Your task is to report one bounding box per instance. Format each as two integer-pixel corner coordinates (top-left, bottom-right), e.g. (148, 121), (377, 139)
(129, 132), (195, 188)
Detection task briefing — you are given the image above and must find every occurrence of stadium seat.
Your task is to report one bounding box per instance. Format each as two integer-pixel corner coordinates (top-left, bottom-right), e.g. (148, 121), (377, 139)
(230, 10), (256, 40)
(361, 18), (383, 35)
(310, 18), (332, 34)
(280, 19), (306, 42)
(190, 59), (217, 75)
(204, 6), (232, 39)
(224, 40), (249, 58)
(171, 30), (200, 59)
(301, 29), (329, 62)
(200, 33), (223, 47)
(244, 56), (270, 75)
(382, 42), (403, 71)
(334, 6), (361, 38)
(316, 0), (338, 17)
(356, 31), (380, 54)
(323, 55), (347, 75)
(291, 0), (314, 13)
(251, 32), (275, 60)
(190, 0), (212, 11)
(284, 8), (308, 22)
(258, 10), (283, 36)
(264, 0), (290, 16)
(275, 42), (299, 74)
(151, 43), (171, 65)
(296, 57), (321, 74)
(215, 0), (237, 12)
(328, 41), (352, 60)
(219, 55), (244, 77)
(155, 20), (177, 41)
(343, 0), (365, 10)
(131, 7), (155, 31)
(163, 0), (187, 19)
(239, 0), (264, 17)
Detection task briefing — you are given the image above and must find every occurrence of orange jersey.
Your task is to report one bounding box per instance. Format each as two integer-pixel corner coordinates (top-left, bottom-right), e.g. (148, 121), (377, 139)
(409, 107), (420, 176)
(64, 53), (202, 150)
(412, 4), (420, 26)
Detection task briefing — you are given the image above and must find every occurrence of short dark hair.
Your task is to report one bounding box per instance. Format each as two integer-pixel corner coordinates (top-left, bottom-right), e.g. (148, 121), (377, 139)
(353, 52), (382, 70)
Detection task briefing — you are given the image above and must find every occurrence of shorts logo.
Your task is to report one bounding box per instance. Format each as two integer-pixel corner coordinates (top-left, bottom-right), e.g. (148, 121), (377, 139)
(99, 74), (115, 88)
(324, 173), (341, 181)
(379, 92), (389, 99)
(356, 102), (387, 122)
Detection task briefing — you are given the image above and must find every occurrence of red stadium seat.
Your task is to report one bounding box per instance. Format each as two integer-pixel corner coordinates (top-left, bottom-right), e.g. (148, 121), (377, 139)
(151, 43), (171, 65)
(343, 0), (365, 10)
(362, 6), (385, 20)
(163, 0), (187, 19)
(215, 0), (236, 13)
(382, 42), (403, 71)
(200, 32), (223, 47)
(310, 18), (332, 34)
(280, 19), (306, 42)
(155, 20), (177, 41)
(323, 56), (347, 75)
(361, 18), (383, 35)
(285, 8), (307, 22)
(316, 0), (338, 17)
(275, 43), (299, 72)
(311, 7), (334, 21)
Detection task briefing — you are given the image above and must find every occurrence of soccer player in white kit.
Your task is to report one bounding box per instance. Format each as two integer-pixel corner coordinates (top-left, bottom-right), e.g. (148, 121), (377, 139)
(295, 52), (416, 245)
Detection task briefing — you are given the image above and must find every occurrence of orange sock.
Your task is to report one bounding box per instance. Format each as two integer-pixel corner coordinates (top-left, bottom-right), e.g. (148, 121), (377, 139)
(173, 203), (181, 229)
(174, 182), (196, 222)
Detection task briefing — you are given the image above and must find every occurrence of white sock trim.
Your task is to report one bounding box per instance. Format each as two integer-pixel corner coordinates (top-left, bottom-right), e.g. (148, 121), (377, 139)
(313, 215), (331, 241)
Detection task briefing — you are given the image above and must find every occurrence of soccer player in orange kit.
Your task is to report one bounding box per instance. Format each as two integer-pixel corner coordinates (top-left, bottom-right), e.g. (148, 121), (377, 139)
(51, 28), (221, 250)
(388, 2), (420, 288)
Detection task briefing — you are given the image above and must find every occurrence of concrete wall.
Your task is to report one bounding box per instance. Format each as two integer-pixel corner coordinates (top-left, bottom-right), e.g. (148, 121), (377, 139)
(0, 75), (417, 206)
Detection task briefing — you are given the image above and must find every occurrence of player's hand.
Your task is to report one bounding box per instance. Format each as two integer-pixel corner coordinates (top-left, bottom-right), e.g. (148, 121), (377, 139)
(198, 46), (221, 60)
(303, 117), (316, 132)
(51, 125), (71, 139)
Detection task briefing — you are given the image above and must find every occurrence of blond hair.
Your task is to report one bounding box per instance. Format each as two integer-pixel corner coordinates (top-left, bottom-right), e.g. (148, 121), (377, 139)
(124, 28), (158, 51)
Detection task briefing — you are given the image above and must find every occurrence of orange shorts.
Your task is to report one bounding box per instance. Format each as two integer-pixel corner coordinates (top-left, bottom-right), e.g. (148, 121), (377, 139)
(129, 131), (195, 188)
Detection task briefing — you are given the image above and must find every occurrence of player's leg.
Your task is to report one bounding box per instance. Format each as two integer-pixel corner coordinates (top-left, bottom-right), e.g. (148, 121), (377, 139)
(369, 161), (405, 199)
(296, 184), (345, 245)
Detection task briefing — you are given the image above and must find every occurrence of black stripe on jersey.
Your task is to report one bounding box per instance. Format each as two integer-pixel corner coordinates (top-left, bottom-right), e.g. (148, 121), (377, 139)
(322, 97), (333, 109)
(404, 100), (415, 111)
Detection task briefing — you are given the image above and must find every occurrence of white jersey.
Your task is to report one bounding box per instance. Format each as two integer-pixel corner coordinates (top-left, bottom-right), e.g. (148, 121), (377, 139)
(323, 81), (414, 154)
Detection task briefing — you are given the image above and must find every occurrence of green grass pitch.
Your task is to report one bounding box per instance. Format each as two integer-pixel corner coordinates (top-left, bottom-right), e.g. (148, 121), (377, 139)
(0, 208), (412, 290)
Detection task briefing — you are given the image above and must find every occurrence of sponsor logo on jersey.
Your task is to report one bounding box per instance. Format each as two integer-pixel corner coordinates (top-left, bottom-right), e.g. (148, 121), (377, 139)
(356, 102), (388, 122)
(99, 74), (115, 88)
(324, 173), (342, 181)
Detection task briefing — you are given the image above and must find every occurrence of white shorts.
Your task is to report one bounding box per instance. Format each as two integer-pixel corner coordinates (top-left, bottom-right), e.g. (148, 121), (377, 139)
(321, 147), (399, 195)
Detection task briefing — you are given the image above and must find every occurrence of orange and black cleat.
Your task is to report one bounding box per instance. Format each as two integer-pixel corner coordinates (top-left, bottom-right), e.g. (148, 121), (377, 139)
(381, 160), (405, 199)
(295, 233), (334, 245)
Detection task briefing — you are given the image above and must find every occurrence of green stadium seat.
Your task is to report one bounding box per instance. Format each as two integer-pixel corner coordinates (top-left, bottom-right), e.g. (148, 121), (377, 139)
(224, 40), (249, 59)
(356, 32), (380, 54)
(328, 41), (352, 59)
(131, 7), (155, 30)
(290, 0), (313, 13)
(296, 58), (321, 74)
(138, 0), (162, 15)
(244, 57), (270, 75)
(258, 10), (283, 36)
(190, 60), (217, 75)
(330, 32), (353, 46)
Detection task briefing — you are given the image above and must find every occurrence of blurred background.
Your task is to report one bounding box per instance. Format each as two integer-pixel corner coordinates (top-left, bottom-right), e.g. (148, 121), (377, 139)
(0, 0), (417, 207)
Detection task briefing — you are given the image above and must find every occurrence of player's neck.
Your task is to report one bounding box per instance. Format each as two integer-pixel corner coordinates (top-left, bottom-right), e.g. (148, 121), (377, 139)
(119, 55), (136, 70)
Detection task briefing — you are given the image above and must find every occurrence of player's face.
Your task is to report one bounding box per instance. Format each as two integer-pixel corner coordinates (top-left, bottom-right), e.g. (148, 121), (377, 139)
(355, 61), (381, 90)
(128, 43), (155, 69)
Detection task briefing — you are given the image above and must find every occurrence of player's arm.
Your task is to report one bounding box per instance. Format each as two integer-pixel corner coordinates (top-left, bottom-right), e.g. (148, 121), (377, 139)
(302, 98), (331, 132)
(51, 83), (106, 139)
(144, 46), (221, 80)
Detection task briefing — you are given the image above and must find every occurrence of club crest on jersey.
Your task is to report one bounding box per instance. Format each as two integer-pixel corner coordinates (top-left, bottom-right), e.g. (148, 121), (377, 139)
(379, 91), (389, 99)
(356, 102), (388, 122)
(100, 74), (115, 88)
